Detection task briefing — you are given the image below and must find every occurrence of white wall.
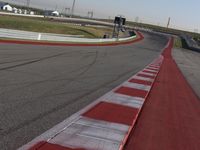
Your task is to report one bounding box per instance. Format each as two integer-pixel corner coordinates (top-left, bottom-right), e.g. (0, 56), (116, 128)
(3, 5), (12, 11)
(30, 11), (34, 15)
(12, 7), (18, 13)
(52, 11), (59, 16)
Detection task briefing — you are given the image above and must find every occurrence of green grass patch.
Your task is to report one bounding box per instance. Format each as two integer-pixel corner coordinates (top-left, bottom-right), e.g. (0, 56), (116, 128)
(174, 37), (183, 48)
(174, 37), (190, 49)
(0, 15), (112, 38)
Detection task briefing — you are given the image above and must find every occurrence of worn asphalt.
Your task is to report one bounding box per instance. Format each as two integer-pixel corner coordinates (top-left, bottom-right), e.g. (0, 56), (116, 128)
(0, 32), (168, 150)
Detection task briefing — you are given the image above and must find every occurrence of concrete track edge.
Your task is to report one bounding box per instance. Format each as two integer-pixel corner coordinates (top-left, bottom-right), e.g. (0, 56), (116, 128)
(0, 32), (143, 47)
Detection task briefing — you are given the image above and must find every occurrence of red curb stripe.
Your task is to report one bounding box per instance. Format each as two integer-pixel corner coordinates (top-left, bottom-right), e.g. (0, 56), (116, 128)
(115, 86), (148, 98)
(142, 70), (157, 74)
(129, 78), (152, 86)
(137, 73), (155, 79)
(83, 101), (139, 125)
(0, 32), (144, 47)
(28, 141), (46, 150)
(28, 141), (85, 150)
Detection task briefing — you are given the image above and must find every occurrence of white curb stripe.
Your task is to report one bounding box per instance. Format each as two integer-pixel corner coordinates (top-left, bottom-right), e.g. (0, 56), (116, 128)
(151, 64), (162, 67)
(76, 117), (129, 132)
(140, 71), (156, 76)
(123, 82), (151, 91)
(133, 75), (154, 82)
(103, 93), (144, 109)
(143, 68), (158, 73)
(48, 117), (129, 150)
(146, 66), (159, 70)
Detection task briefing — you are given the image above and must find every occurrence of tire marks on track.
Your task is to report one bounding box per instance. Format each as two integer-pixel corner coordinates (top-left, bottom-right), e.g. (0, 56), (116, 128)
(0, 50), (83, 71)
(0, 51), (98, 97)
(0, 66), (140, 137)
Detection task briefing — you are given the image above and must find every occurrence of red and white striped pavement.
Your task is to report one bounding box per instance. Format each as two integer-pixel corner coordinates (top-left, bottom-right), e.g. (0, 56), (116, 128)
(18, 46), (167, 150)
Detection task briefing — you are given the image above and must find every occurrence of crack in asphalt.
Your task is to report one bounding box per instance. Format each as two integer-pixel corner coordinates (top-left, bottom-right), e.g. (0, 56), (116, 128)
(0, 53), (66, 71)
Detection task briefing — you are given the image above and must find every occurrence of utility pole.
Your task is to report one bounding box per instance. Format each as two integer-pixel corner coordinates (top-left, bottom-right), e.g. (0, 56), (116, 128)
(87, 11), (90, 18)
(88, 11), (94, 18)
(71, 0), (76, 17)
(135, 16), (139, 23)
(91, 11), (93, 18)
(55, 5), (58, 11)
(27, 0), (30, 8)
(65, 8), (70, 17)
(167, 17), (171, 28)
(194, 29), (198, 33)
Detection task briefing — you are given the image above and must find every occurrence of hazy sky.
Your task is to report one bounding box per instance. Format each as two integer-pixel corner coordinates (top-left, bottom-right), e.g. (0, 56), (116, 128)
(2, 0), (200, 32)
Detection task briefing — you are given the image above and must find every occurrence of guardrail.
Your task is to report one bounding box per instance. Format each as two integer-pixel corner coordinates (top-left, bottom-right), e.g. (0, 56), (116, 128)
(0, 28), (136, 43)
(181, 35), (200, 52)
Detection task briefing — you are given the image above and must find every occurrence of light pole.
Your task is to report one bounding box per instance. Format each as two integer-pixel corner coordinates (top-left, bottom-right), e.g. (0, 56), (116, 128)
(26, 0), (30, 13)
(167, 17), (171, 28)
(71, 0), (76, 17)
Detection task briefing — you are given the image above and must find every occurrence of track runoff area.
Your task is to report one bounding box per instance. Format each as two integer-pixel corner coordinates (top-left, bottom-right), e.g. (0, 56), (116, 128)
(17, 35), (200, 150)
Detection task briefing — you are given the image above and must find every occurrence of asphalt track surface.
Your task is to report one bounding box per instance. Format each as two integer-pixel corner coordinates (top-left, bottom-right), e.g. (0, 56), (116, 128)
(124, 39), (200, 150)
(0, 32), (168, 150)
(173, 48), (200, 98)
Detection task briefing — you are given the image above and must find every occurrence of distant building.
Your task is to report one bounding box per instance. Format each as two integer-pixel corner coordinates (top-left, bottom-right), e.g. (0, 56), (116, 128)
(52, 11), (59, 16)
(0, 3), (13, 11)
(18, 9), (22, 14)
(30, 11), (34, 15)
(44, 10), (60, 17)
(3, 4), (12, 11)
(12, 7), (18, 13)
(0, 2), (36, 15)
(23, 9), (27, 14)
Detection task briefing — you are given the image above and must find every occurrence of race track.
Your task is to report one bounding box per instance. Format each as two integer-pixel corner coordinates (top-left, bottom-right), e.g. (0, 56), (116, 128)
(0, 32), (168, 150)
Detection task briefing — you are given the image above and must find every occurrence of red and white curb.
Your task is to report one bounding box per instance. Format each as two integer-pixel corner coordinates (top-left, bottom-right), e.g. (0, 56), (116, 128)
(18, 49), (167, 150)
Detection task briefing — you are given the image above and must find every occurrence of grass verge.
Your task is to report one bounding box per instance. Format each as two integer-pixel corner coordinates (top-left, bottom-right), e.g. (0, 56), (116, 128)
(0, 15), (113, 38)
(174, 37), (183, 48)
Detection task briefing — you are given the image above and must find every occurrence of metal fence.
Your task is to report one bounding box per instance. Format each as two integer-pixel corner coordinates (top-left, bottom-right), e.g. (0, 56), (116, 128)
(182, 34), (200, 52)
